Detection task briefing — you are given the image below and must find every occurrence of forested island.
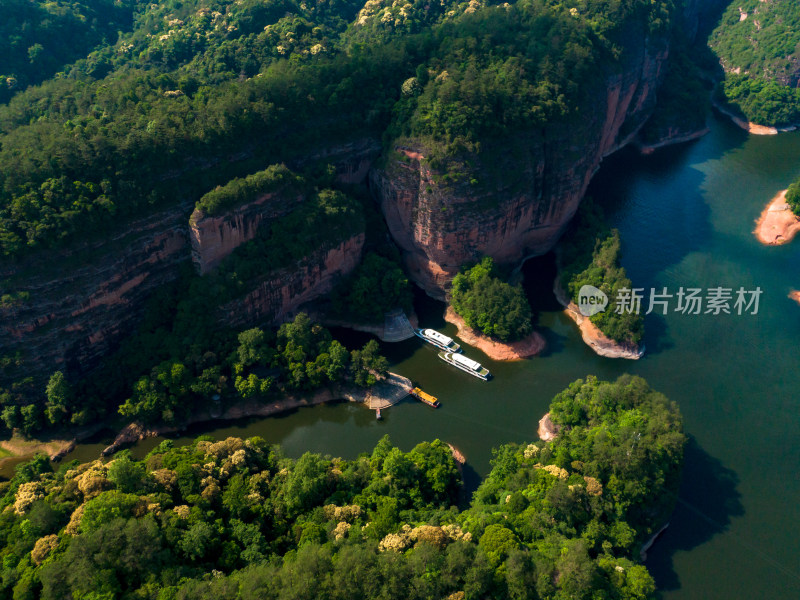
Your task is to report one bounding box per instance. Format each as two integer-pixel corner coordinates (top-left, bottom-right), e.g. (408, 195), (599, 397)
(556, 201), (644, 357)
(0, 375), (684, 600)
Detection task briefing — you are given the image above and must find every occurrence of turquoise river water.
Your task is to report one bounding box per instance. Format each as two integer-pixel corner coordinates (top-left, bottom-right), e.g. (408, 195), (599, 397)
(41, 112), (800, 598)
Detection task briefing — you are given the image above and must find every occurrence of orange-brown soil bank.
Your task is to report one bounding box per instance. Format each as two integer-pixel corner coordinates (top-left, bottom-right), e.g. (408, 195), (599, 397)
(444, 307), (545, 361)
(754, 190), (800, 246)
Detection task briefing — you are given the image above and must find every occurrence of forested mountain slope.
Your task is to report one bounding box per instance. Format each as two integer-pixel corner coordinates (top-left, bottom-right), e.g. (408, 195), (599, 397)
(0, 0), (698, 426)
(710, 0), (800, 126)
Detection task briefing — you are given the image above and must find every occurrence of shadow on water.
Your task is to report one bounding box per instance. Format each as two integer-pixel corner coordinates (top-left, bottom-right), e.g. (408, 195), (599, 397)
(413, 285), (448, 327)
(520, 252), (569, 356)
(588, 143), (716, 284)
(647, 436), (744, 594)
(641, 312), (673, 357)
(521, 253), (562, 316)
(459, 461), (482, 508)
(532, 318), (568, 358)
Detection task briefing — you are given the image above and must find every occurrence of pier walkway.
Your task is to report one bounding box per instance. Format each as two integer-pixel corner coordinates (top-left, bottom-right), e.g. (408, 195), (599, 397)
(366, 372), (412, 410)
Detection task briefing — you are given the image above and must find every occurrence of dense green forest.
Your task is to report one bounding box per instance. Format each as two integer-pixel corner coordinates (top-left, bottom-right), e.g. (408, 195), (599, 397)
(0, 374), (684, 599)
(331, 251), (414, 323)
(450, 257), (533, 342)
(559, 201), (644, 346)
(0, 163), (378, 436)
(3, 311), (388, 438)
(709, 0), (800, 126)
(0, 0), (143, 103)
(0, 0), (680, 259)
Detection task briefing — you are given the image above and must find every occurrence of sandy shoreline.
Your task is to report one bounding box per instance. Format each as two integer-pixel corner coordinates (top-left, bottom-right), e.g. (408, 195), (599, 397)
(563, 302), (644, 359)
(552, 277), (644, 360)
(0, 436), (76, 467)
(444, 307), (546, 360)
(712, 100), (785, 135)
(754, 190), (800, 245)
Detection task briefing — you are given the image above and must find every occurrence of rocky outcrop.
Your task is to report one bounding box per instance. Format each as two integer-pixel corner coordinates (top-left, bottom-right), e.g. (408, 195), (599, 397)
(538, 413), (559, 442)
(634, 126), (710, 155)
(444, 307), (545, 361)
(553, 276), (644, 360)
(0, 201), (193, 387)
(221, 233), (365, 327)
(190, 192), (302, 274)
(190, 138), (381, 275)
(371, 38), (669, 297)
(0, 139), (380, 389)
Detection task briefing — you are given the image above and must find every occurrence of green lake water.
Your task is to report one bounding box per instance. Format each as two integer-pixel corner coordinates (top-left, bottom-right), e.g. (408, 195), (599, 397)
(39, 112), (800, 597)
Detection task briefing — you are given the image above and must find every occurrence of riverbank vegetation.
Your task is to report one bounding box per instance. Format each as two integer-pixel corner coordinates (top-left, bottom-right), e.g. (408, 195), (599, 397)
(786, 182), (800, 217)
(709, 1), (800, 126)
(559, 201), (644, 346)
(0, 374), (684, 599)
(1, 311), (388, 437)
(450, 257), (533, 342)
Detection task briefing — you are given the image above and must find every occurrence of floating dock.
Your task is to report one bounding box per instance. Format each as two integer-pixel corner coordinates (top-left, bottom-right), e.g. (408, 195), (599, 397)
(409, 387), (441, 408)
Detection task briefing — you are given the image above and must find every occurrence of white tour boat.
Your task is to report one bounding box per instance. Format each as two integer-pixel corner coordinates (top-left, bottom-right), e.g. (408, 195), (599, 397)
(438, 351), (490, 380)
(415, 328), (461, 352)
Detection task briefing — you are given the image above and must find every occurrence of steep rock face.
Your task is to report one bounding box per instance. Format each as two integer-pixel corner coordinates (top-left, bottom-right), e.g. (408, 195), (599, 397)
(190, 193), (303, 274)
(0, 139), (381, 389)
(191, 138), (381, 275)
(0, 201), (193, 387)
(371, 39), (668, 297)
(221, 234), (365, 327)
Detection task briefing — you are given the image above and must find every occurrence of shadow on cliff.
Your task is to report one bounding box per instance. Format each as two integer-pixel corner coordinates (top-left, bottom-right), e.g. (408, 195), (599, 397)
(645, 435), (744, 594)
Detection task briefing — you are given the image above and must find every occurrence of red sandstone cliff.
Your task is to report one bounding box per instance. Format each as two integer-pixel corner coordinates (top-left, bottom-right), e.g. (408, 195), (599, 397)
(221, 233), (365, 327)
(371, 40), (668, 298)
(190, 192), (303, 274)
(0, 201), (193, 386)
(0, 140), (379, 388)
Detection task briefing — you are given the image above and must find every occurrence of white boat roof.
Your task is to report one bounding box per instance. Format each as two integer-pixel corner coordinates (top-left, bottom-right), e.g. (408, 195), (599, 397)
(452, 353), (482, 371)
(424, 329), (453, 345)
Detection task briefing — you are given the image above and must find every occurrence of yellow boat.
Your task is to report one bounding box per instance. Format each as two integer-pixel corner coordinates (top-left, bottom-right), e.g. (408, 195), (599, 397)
(409, 387), (441, 408)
